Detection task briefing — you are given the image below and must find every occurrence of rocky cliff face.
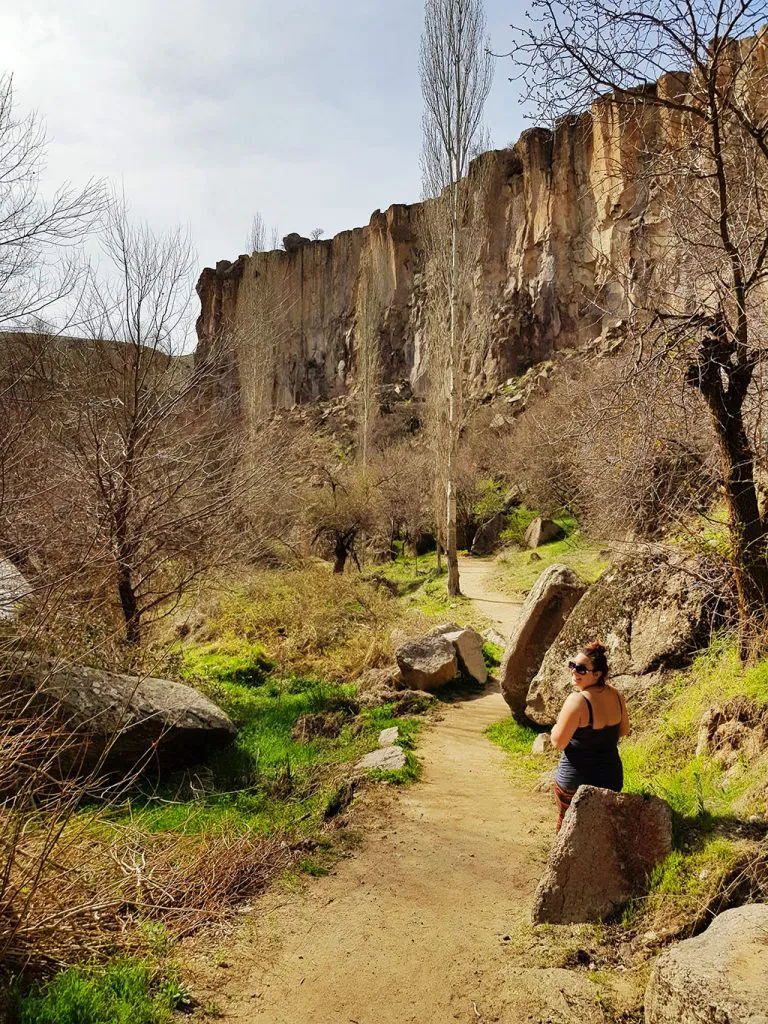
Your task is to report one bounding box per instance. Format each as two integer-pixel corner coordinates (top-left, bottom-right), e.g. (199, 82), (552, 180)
(194, 72), (695, 415)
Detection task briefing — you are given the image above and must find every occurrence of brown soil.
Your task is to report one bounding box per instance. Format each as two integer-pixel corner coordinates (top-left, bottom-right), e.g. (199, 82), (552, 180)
(187, 559), (637, 1023)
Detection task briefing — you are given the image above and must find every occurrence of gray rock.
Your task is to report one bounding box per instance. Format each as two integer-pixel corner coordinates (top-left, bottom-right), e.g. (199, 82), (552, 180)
(471, 512), (507, 556)
(2, 654), (236, 777)
(526, 551), (717, 725)
(355, 745), (407, 772)
(645, 904), (768, 1024)
(0, 558), (29, 620)
(395, 635), (458, 691)
(441, 627), (488, 684)
(532, 733), (549, 754)
(378, 726), (399, 747)
(500, 564), (586, 720)
(524, 517), (566, 549)
(531, 786), (672, 923)
(282, 231), (311, 253)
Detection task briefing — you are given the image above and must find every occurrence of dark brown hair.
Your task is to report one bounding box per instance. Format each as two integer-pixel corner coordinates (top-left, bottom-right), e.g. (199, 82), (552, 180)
(582, 641), (608, 682)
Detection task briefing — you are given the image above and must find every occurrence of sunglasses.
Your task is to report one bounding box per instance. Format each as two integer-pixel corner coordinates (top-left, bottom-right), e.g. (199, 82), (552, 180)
(567, 661), (593, 675)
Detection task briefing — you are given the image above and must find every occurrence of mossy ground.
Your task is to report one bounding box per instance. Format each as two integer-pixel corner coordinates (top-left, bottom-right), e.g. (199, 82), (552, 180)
(492, 528), (609, 596)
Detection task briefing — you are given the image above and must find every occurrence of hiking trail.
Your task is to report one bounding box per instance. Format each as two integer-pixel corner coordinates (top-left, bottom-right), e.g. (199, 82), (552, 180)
(188, 558), (603, 1023)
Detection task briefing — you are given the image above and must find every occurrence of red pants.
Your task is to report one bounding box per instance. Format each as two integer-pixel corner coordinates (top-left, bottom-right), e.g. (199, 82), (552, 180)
(553, 782), (578, 832)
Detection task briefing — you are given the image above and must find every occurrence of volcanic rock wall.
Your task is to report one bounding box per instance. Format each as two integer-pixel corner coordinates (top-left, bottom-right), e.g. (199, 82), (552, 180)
(195, 73), (691, 416)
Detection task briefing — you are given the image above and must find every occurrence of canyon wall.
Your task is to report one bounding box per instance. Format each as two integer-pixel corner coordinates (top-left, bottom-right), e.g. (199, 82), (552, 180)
(195, 73), (691, 416)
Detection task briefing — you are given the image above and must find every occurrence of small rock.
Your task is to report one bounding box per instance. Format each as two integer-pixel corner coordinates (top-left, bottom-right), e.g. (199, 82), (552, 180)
(532, 733), (550, 754)
(378, 727), (399, 747)
(355, 746), (407, 772)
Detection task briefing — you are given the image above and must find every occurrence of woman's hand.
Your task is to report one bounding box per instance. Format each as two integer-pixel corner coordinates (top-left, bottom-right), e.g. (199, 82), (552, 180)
(550, 692), (585, 751)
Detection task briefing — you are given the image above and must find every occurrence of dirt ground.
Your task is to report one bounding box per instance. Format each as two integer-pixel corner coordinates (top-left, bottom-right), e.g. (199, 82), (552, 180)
(187, 558), (638, 1023)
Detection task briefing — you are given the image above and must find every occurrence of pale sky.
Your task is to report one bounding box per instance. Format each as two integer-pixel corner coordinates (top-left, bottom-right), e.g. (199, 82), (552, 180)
(1, 2), (530, 273)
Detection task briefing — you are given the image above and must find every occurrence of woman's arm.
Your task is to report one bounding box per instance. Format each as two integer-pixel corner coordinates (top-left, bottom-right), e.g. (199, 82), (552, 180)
(618, 690), (630, 738)
(550, 693), (585, 751)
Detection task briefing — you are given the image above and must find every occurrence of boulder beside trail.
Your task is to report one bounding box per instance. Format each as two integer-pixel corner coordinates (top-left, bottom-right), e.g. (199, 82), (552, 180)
(471, 512), (507, 556)
(645, 904), (768, 1024)
(526, 550), (720, 726)
(524, 517), (565, 549)
(396, 635), (458, 691)
(2, 654), (236, 777)
(435, 626), (488, 684)
(395, 624), (487, 691)
(531, 786), (672, 924)
(355, 745), (407, 772)
(500, 564), (586, 720)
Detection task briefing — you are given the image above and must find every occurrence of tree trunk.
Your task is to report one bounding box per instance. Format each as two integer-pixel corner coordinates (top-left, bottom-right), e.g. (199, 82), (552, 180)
(690, 339), (768, 654)
(117, 566), (141, 645)
(446, 477), (460, 596)
(333, 536), (349, 574)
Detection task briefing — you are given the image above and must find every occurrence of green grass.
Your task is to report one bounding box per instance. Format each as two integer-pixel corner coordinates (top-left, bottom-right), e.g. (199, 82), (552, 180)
(15, 958), (178, 1024)
(492, 530), (609, 596)
(485, 717), (549, 779)
(97, 669), (421, 839)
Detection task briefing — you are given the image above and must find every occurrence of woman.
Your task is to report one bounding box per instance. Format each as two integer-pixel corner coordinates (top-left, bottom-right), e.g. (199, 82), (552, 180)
(550, 641), (630, 831)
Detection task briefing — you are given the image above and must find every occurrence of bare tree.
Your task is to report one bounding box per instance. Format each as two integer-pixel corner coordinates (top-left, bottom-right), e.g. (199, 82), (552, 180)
(42, 197), (244, 645)
(355, 249), (382, 467)
(247, 210), (281, 253)
(419, 0), (494, 595)
(0, 74), (104, 328)
(512, 3), (768, 649)
(309, 227), (325, 241)
(305, 462), (384, 573)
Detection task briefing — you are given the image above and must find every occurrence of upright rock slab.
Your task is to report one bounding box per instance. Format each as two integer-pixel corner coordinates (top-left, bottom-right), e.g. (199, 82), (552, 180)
(500, 564), (586, 720)
(645, 904), (768, 1024)
(440, 627), (488, 684)
(526, 550), (719, 725)
(524, 517), (566, 549)
(531, 786), (672, 924)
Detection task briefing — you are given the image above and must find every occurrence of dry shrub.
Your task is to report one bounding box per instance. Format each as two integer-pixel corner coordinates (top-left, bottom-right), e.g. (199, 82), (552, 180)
(502, 355), (719, 537)
(188, 562), (427, 682)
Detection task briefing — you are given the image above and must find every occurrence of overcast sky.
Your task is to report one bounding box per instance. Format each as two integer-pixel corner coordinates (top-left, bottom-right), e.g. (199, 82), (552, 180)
(1, 1), (529, 273)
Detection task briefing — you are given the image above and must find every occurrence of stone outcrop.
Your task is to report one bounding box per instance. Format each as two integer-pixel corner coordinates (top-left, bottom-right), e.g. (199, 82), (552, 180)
(195, 59), (761, 423)
(2, 654), (236, 776)
(525, 551), (718, 726)
(500, 564), (586, 720)
(524, 517), (566, 550)
(531, 786), (672, 924)
(645, 904), (768, 1024)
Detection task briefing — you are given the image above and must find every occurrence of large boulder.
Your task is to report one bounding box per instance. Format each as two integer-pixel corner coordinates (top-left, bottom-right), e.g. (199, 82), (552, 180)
(531, 786), (672, 923)
(524, 517), (565, 549)
(471, 512), (507, 556)
(0, 558), (29, 620)
(645, 904), (768, 1024)
(500, 564), (586, 720)
(434, 625), (488, 684)
(282, 231), (311, 253)
(526, 550), (718, 725)
(395, 634), (458, 691)
(2, 654), (236, 777)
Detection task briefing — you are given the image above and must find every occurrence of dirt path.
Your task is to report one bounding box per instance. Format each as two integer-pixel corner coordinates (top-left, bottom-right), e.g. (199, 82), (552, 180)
(457, 554), (522, 640)
(190, 560), (592, 1023)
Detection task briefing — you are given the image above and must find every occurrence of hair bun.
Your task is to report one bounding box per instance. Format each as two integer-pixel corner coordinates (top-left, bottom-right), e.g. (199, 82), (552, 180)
(584, 641), (606, 656)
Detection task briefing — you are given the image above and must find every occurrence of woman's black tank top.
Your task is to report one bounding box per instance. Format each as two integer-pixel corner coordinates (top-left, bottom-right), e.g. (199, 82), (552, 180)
(554, 688), (623, 792)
